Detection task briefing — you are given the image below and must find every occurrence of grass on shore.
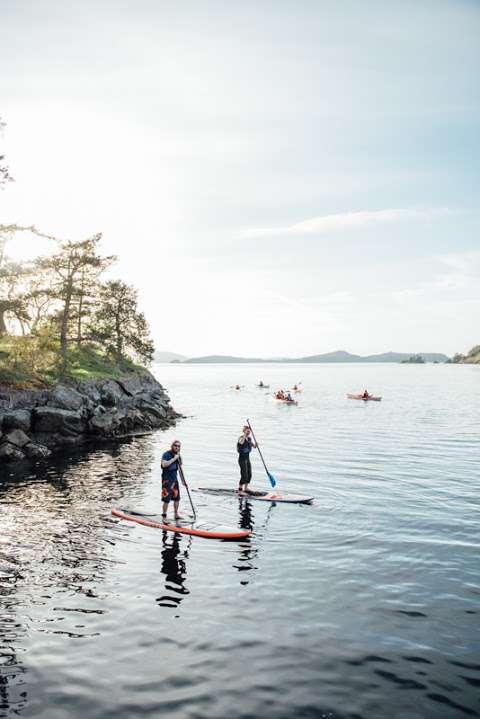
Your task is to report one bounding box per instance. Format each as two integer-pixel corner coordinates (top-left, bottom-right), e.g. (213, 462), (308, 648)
(0, 337), (146, 389)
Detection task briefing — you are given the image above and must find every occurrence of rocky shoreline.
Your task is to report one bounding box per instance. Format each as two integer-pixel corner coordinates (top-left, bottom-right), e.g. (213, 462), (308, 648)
(0, 371), (179, 464)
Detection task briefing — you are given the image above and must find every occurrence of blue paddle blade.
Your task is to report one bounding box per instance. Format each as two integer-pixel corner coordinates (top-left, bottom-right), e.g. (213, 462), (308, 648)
(267, 471), (277, 488)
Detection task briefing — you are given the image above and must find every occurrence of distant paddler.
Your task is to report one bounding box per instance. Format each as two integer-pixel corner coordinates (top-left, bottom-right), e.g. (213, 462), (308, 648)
(161, 440), (183, 520)
(237, 424), (257, 493)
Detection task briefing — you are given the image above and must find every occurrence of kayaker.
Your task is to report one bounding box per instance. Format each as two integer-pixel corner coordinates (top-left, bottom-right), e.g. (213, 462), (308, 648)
(237, 425), (257, 493)
(362, 389), (369, 399)
(276, 390), (285, 400)
(259, 380), (264, 387)
(235, 384), (241, 390)
(161, 440), (182, 520)
(285, 392), (293, 402)
(293, 384), (298, 391)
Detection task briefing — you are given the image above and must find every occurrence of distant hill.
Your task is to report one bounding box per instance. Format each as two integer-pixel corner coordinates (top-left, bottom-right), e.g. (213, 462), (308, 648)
(154, 351), (188, 363)
(185, 350), (450, 364)
(362, 351), (449, 363)
(295, 350), (362, 363)
(459, 345), (480, 364)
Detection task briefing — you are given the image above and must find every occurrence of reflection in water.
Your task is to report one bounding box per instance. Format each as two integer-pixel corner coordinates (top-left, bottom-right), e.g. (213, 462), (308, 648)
(156, 533), (190, 609)
(0, 436), (156, 719)
(233, 499), (259, 585)
(0, 536), (27, 718)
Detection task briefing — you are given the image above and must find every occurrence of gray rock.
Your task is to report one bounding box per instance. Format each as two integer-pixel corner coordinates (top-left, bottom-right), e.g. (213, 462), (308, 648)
(24, 442), (51, 459)
(3, 409), (32, 432)
(0, 369), (177, 463)
(116, 375), (144, 396)
(89, 412), (121, 436)
(99, 380), (127, 407)
(4, 428), (31, 447)
(49, 385), (84, 411)
(0, 442), (26, 461)
(34, 407), (85, 435)
(79, 382), (102, 403)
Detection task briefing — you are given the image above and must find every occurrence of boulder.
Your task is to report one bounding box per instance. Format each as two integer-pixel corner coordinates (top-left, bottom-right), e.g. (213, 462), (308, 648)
(79, 382), (102, 403)
(23, 442), (51, 459)
(2, 409), (32, 433)
(99, 380), (127, 407)
(4, 429), (31, 448)
(49, 385), (84, 411)
(0, 443), (26, 462)
(34, 407), (86, 436)
(89, 412), (121, 436)
(116, 375), (145, 396)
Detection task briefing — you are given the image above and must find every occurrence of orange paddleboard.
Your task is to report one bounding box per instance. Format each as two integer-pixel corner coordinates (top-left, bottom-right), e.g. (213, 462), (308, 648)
(112, 508), (251, 540)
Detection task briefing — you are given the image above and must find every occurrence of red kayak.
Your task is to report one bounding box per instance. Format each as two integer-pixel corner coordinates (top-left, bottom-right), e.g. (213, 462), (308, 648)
(347, 393), (382, 402)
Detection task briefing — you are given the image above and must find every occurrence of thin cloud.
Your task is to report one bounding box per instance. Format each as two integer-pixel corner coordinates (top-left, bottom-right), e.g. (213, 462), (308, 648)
(242, 207), (452, 239)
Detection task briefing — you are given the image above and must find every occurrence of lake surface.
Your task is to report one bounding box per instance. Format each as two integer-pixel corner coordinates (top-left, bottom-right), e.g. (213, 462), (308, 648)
(1, 362), (479, 719)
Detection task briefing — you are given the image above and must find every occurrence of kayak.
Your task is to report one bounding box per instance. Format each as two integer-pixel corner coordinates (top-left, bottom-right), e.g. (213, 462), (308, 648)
(112, 507), (251, 540)
(197, 488), (314, 504)
(274, 396), (298, 405)
(347, 393), (382, 402)
(290, 387), (302, 392)
(257, 384), (270, 388)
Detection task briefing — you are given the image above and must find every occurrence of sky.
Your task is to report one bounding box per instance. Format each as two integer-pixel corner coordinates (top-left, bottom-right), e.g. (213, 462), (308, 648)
(1, 0), (479, 358)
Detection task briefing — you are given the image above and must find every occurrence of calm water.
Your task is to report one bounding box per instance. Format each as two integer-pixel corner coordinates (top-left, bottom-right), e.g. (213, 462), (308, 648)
(1, 363), (479, 719)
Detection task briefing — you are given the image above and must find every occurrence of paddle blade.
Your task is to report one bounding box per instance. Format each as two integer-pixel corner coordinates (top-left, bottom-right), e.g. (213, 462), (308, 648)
(267, 471), (277, 488)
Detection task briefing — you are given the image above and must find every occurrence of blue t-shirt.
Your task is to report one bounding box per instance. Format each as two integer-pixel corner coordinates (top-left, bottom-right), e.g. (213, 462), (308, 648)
(162, 451), (181, 482)
(237, 436), (252, 458)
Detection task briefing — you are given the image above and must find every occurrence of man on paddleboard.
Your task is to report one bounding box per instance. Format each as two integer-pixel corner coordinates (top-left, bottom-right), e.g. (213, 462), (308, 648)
(237, 425), (257, 493)
(161, 440), (182, 520)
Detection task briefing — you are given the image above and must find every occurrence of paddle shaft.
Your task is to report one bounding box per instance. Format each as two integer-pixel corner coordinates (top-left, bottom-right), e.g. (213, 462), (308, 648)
(246, 419), (276, 487)
(178, 464), (197, 520)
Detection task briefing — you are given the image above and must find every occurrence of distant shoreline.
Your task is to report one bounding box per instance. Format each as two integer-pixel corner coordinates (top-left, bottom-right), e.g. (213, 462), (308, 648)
(170, 350), (450, 365)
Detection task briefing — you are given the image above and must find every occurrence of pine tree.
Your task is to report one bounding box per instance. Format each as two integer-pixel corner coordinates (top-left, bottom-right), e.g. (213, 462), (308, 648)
(89, 280), (154, 364)
(37, 234), (115, 365)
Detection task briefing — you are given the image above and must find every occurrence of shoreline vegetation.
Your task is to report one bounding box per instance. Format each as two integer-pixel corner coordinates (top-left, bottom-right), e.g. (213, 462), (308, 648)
(0, 223), (178, 465)
(0, 224), (154, 388)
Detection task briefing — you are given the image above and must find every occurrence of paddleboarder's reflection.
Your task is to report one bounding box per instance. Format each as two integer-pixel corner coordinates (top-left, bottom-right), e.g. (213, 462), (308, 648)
(155, 532), (190, 609)
(239, 497), (254, 531)
(233, 499), (258, 584)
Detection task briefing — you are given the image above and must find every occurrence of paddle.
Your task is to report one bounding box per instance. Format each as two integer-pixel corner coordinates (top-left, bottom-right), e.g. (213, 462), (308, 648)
(246, 419), (277, 489)
(178, 463), (197, 520)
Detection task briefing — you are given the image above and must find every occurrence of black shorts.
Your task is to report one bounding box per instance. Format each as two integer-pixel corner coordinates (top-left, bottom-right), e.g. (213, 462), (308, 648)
(238, 457), (252, 486)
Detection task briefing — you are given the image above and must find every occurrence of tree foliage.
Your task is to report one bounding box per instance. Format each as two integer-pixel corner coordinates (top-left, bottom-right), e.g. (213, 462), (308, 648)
(0, 118), (14, 189)
(0, 225), (155, 381)
(89, 281), (154, 365)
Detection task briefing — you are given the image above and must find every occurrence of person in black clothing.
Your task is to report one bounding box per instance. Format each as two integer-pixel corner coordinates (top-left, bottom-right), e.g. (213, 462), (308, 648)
(237, 425), (257, 493)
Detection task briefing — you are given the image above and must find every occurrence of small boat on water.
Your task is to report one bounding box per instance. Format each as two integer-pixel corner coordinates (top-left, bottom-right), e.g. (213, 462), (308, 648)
(347, 393), (382, 402)
(257, 384), (270, 389)
(273, 395), (298, 405)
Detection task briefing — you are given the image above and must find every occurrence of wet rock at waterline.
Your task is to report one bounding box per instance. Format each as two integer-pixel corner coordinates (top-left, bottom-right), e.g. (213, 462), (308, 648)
(0, 371), (179, 464)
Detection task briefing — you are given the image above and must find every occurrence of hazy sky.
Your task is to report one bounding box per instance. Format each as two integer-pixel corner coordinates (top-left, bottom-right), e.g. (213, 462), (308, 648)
(1, 0), (479, 357)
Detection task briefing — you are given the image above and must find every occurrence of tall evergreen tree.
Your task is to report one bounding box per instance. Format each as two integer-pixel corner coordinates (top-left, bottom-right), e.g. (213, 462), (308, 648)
(38, 233), (115, 364)
(89, 280), (154, 364)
